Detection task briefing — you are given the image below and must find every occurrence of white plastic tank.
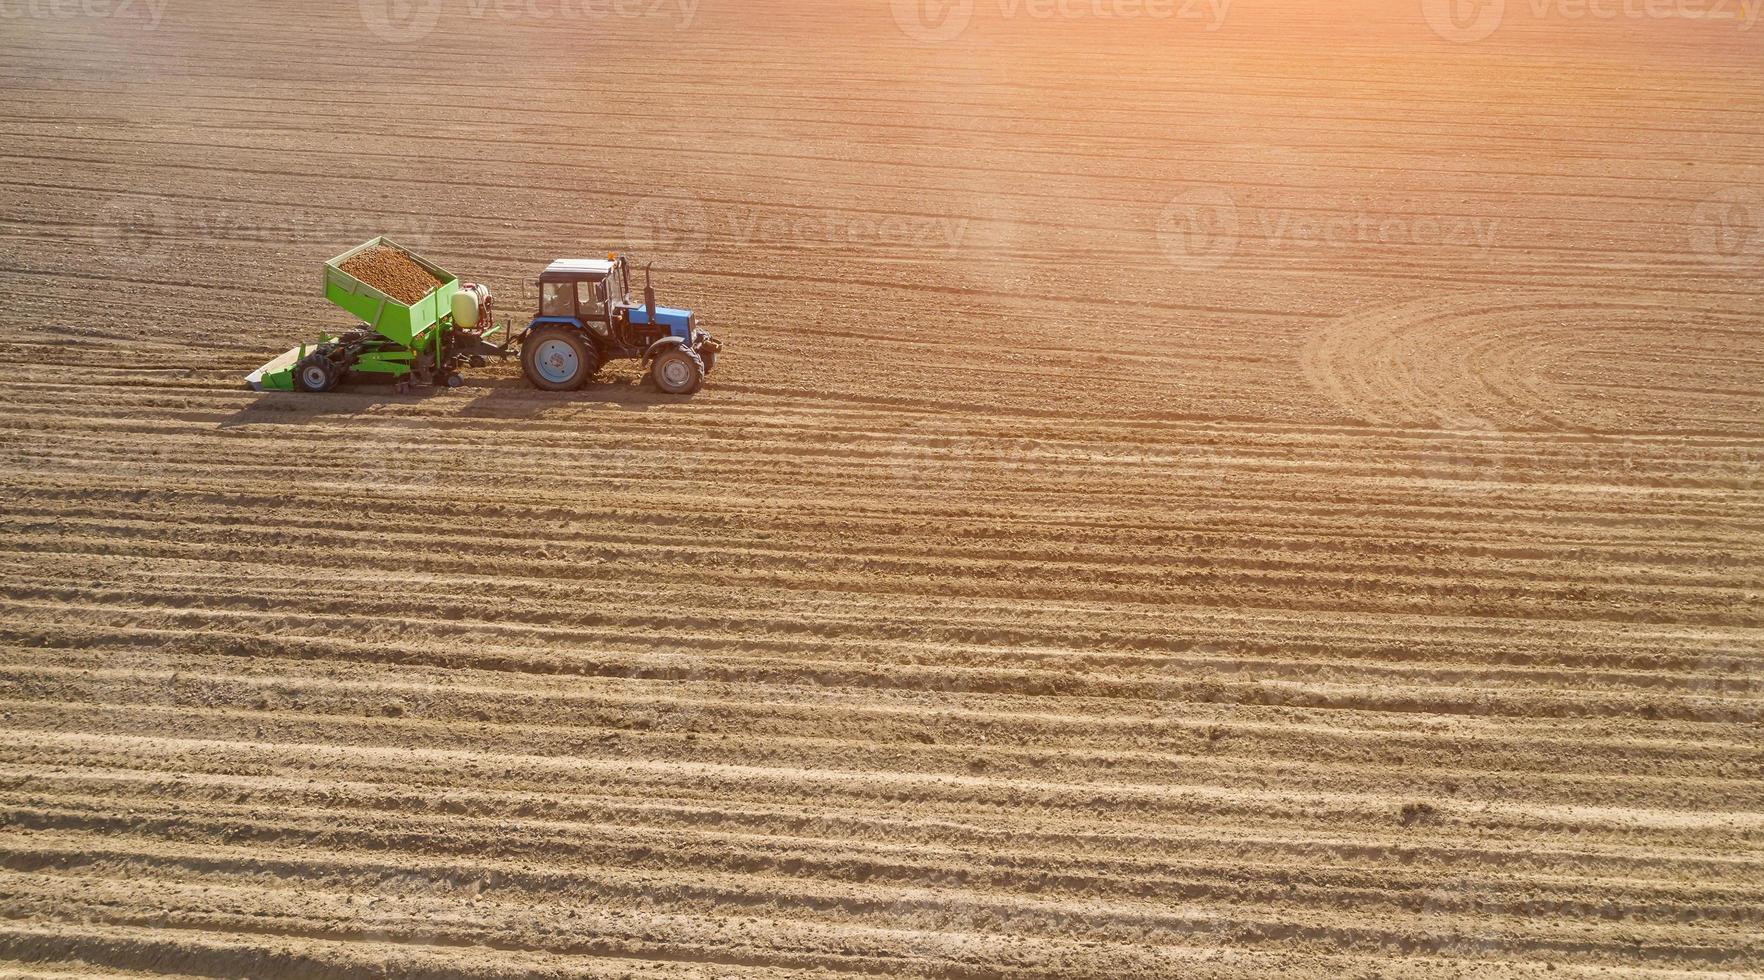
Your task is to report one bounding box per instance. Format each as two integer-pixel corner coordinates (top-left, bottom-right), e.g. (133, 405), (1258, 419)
(451, 283), (491, 329)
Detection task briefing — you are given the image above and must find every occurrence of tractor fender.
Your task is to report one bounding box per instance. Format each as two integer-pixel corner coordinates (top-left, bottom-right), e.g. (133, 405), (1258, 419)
(520, 316), (585, 344)
(642, 335), (692, 365)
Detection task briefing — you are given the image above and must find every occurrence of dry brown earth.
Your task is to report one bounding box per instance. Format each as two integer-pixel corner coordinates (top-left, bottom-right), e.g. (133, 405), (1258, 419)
(0, 0), (1760, 976)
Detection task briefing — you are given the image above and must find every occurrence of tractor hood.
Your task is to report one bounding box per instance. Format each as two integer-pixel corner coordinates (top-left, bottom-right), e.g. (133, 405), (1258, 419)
(625, 304), (693, 329)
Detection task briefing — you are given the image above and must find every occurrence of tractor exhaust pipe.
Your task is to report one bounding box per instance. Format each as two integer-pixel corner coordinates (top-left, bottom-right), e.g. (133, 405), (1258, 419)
(644, 261), (657, 325)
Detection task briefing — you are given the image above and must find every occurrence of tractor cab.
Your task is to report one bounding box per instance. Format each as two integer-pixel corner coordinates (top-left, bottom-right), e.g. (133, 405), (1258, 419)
(520, 255), (720, 394)
(536, 257), (622, 340)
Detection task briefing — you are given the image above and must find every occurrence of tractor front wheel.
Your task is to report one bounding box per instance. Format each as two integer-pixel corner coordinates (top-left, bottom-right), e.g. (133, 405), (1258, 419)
(652, 347), (704, 394)
(523, 328), (597, 391)
(294, 354), (339, 393)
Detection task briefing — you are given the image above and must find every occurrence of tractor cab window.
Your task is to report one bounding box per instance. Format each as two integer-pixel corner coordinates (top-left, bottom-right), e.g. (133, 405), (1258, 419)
(541, 281), (573, 317)
(577, 278), (607, 317)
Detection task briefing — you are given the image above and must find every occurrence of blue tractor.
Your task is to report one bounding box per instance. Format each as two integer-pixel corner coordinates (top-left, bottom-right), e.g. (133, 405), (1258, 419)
(519, 256), (720, 394)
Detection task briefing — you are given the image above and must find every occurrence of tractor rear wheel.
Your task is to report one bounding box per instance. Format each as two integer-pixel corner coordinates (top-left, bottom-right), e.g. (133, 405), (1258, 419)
(523, 327), (596, 391)
(294, 354), (339, 392)
(652, 346), (704, 394)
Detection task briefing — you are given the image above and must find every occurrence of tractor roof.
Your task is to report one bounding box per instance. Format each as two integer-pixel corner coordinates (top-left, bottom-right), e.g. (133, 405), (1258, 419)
(541, 258), (615, 279)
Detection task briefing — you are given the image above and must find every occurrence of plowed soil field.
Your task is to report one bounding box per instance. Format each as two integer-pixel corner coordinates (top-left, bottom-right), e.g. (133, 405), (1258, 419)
(1, 0), (1761, 976)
